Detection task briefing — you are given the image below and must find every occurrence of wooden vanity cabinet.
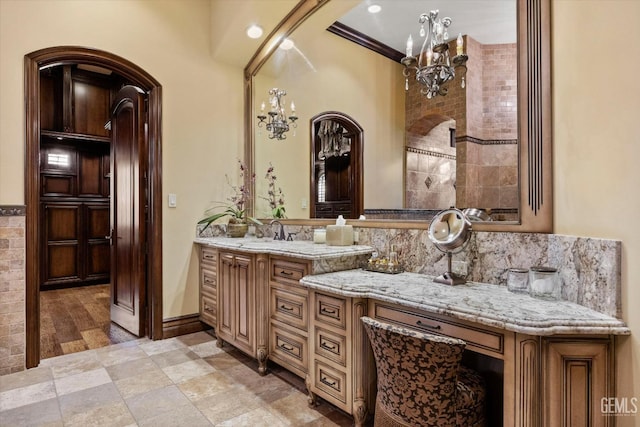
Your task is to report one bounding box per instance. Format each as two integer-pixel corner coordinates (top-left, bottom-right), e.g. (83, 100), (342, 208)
(268, 257), (311, 379)
(198, 246), (217, 328)
(308, 291), (375, 426)
(217, 251), (256, 358)
(542, 337), (614, 427)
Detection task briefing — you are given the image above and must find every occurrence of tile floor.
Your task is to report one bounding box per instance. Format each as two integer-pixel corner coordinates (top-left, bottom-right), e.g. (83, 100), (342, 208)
(0, 331), (356, 426)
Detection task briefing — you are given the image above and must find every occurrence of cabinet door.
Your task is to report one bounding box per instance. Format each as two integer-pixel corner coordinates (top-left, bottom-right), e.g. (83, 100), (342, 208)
(233, 254), (255, 355)
(544, 338), (613, 427)
(84, 203), (110, 280)
(218, 252), (235, 340)
(41, 203), (81, 286)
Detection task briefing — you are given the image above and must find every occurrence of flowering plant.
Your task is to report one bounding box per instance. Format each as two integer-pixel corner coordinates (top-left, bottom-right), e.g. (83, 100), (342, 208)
(260, 163), (287, 219)
(198, 160), (262, 231)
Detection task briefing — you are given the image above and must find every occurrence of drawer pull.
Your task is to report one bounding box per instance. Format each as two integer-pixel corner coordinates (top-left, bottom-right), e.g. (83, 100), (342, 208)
(321, 307), (337, 315)
(280, 304), (294, 311)
(320, 341), (337, 351)
(279, 270), (294, 276)
(204, 278), (214, 284)
(204, 254), (214, 260)
(321, 376), (337, 388)
(416, 320), (441, 330)
(279, 343), (294, 351)
(204, 303), (214, 312)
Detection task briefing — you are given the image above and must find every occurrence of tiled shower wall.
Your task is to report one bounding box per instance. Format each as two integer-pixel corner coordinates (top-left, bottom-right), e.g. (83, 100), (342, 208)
(405, 119), (456, 209)
(405, 36), (517, 212)
(0, 207), (26, 375)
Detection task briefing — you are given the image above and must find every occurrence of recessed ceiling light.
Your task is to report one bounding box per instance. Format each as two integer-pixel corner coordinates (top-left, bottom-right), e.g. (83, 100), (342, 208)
(246, 24), (263, 39)
(279, 38), (295, 50)
(367, 4), (381, 14)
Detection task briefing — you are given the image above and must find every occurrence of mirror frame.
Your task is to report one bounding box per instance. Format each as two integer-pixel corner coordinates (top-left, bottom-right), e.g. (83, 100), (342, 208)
(244, 0), (551, 232)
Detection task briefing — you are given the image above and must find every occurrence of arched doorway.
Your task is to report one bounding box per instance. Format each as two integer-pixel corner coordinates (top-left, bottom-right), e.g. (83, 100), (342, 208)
(24, 46), (163, 368)
(309, 111), (364, 219)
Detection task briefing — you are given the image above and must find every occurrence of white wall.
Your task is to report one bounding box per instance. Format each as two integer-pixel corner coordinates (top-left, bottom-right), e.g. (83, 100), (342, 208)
(553, 1), (640, 421)
(0, 0), (246, 318)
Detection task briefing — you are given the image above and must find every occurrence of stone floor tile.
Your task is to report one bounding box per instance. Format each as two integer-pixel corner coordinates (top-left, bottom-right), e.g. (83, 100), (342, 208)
(177, 371), (234, 401)
(138, 337), (186, 356)
(0, 365), (53, 392)
(150, 347), (200, 368)
(0, 397), (62, 426)
(58, 383), (123, 420)
(62, 401), (136, 427)
(114, 369), (173, 400)
(203, 350), (248, 371)
(0, 380), (56, 411)
(176, 330), (215, 347)
(54, 367), (112, 396)
(106, 356), (159, 381)
(161, 358), (215, 384)
(217, 406), (289, 427)
(125, 384), (192, 421)
(96, 344), (148, 367)
(194, 386), (263, 425)
(49, 356), (103, 380)
(137, 402), (211, 427)
(268, 392), (331, 425)
(188, 340), (225, 358)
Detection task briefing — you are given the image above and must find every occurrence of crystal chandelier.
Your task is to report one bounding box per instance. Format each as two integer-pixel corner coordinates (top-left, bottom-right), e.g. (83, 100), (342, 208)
(401, 10), (469, 99)
(257, 88), (298, 140)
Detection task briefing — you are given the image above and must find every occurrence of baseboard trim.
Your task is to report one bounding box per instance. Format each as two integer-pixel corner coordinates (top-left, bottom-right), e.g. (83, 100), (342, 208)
(162, 313), (210, 339)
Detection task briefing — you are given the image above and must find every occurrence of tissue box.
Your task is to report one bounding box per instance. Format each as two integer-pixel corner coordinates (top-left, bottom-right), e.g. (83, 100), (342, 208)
(325, 225), (354, 246)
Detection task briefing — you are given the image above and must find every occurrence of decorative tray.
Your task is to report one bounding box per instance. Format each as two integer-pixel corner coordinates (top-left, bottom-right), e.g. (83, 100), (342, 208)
(362, 263), (405, 275)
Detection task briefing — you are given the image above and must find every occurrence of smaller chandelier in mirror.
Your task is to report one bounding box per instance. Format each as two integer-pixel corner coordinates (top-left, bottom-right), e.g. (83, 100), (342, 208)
(257, 88), (298, 140)
(401, 10), (468, 99)
(428, 208), (472, 285)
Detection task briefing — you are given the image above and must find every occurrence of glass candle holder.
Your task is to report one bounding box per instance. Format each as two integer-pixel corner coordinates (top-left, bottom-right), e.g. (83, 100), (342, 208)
(529, 267), (561, 300)
(507, 268), (529, 293)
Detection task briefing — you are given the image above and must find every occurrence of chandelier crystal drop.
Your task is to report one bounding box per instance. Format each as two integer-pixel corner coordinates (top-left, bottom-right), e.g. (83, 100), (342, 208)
(401, 10), (469, 99)
(257, 88), (298, 140)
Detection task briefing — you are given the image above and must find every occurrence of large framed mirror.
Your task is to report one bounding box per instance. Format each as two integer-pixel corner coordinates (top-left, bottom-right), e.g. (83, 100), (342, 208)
(245, 0), (551, 232)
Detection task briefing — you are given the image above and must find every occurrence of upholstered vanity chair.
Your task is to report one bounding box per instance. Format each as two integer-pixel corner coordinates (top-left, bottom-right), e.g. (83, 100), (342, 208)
(361, 316), (486, 427)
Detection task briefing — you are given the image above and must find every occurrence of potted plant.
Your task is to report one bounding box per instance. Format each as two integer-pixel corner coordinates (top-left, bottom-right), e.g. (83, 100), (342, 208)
(198, 160), (262, 237)
(260, 163), (287, 219)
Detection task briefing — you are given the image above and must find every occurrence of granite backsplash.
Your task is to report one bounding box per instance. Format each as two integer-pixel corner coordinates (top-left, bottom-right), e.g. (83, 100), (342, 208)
(197, 224), (621, 318)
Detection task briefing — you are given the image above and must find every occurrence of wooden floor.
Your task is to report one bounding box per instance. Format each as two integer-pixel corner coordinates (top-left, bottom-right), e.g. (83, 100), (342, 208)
(40, 284), (138, 359)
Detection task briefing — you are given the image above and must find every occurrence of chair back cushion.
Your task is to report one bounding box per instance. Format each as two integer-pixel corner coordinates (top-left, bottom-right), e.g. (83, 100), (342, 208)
(362, 316), (466, 427)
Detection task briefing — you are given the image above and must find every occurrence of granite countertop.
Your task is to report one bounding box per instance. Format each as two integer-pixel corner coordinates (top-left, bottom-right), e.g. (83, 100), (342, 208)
(194, 237), (373, 260)
(299, 269), (631, 336)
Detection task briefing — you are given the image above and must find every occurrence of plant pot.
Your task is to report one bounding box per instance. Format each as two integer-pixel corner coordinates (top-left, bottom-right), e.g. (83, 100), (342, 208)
(226, 223), (248, 238)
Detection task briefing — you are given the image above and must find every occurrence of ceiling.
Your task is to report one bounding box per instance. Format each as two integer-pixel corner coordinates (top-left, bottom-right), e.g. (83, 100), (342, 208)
(337, 0), (517, 53)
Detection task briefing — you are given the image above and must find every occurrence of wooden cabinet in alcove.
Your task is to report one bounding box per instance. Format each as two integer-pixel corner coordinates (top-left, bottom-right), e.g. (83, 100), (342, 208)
(38, 64), (123, 289)
(310, 112), (363, 219)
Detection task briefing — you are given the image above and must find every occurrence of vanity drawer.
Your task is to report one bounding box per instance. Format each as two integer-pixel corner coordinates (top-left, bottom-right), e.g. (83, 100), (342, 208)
(270, 286), (308, 331)
(313, 360), (348, 406)
(373, 303), (504, 356)
(200, 246), (217, 267)
(270, 324), (308, 375)
(200, 267), (217, 297)
(315, 293), (347, 330)
(314, 326), (347, 367)
(270, 258), (308, 285)
(200, 294), (217, 327)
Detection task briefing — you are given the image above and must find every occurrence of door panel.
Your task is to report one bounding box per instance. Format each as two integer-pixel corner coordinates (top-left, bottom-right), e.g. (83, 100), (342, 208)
(110, 85), (147, 336)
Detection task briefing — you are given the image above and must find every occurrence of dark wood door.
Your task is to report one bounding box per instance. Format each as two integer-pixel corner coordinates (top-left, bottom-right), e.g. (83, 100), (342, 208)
(110, 86), (147, 336)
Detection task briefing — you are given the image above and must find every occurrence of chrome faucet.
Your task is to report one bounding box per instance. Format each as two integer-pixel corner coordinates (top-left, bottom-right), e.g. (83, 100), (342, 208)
(270, 220), (286, 241)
